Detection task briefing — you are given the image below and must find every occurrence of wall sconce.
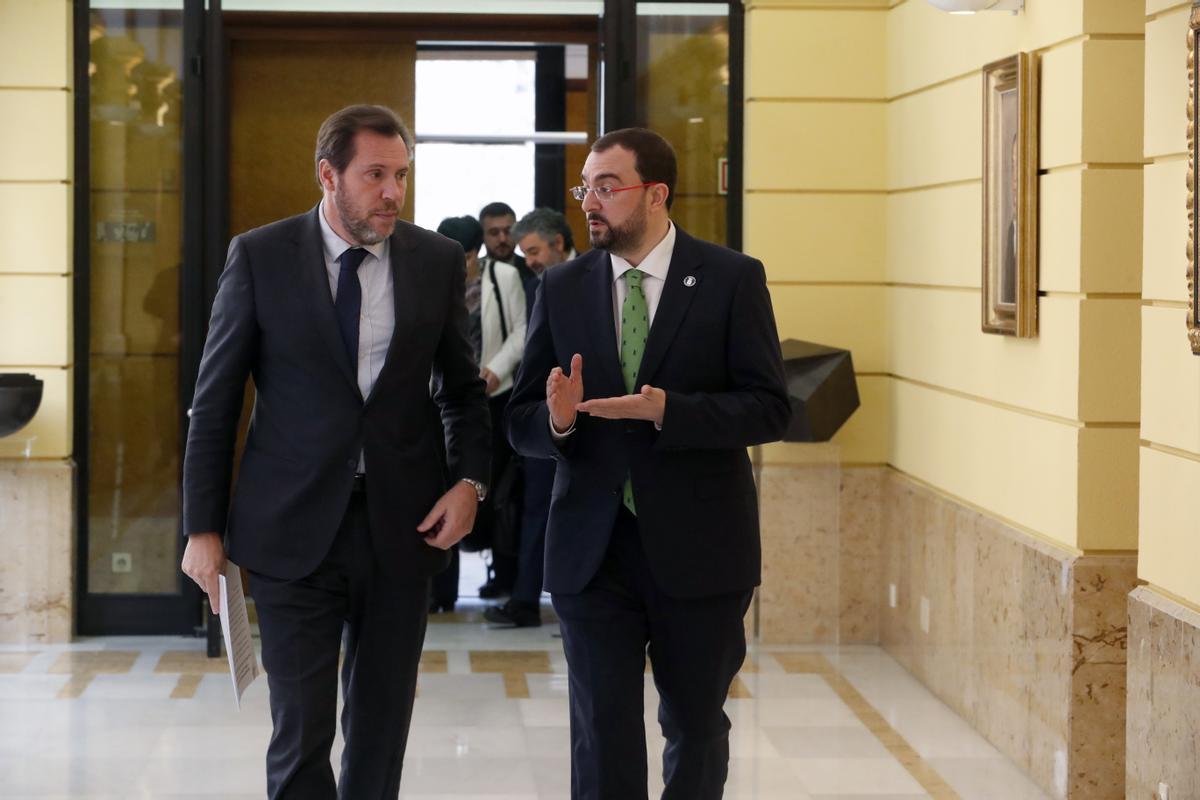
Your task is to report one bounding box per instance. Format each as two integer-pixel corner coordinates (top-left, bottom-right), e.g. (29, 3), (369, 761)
(925, 0), (1024, 13)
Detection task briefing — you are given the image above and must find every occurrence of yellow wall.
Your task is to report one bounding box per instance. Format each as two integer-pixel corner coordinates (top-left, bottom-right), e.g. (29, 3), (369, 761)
(747, 0), (1143, 551)
(0, 0), (73, 459)
(1138, 1), (1200, 605)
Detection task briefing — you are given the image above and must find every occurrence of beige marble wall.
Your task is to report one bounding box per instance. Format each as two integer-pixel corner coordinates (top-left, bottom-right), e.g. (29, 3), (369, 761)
(756, 457), (883, 644)
(879, 471), (1136, 800)
(1127, 586), (1200, 799)
(0, 459), (75, 642)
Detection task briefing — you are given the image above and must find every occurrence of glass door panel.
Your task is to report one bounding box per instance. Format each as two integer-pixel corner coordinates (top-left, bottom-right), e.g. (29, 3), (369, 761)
(87, 7), (186, 597)
(635, 2), (730, 246)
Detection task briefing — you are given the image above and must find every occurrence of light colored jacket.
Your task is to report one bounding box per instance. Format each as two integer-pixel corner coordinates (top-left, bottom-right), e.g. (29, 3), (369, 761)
(480, 259), (527, 396)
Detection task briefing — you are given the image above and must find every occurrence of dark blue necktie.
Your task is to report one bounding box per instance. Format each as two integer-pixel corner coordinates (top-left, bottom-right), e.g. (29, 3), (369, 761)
(335, 247), (369, 367)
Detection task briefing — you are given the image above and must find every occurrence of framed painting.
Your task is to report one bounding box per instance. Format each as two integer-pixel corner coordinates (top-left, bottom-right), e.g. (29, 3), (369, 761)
(982, 52), (1038, 338)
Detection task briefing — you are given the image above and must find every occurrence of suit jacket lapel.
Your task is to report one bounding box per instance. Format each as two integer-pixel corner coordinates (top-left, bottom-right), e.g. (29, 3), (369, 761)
(364, 221), (420, 408)
(583, 252), (627, 397)
(637, 228), (703, 388)
(296, 206), (360, 394)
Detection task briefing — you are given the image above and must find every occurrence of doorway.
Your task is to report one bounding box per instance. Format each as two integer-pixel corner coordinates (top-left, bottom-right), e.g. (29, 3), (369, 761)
(75, 1), (742, 635)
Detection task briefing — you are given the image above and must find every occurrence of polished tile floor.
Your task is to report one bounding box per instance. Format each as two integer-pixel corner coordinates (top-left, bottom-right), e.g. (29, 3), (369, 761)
(0, 602), (1050, 799)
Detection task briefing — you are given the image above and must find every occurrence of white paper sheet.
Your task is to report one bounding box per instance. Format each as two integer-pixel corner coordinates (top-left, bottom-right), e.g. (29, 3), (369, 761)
(218, 561), (260, 708)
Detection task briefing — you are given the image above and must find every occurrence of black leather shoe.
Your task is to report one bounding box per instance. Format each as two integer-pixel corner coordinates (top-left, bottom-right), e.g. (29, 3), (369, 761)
(429, 600), (456, 614)
(477, 581), (509, 600)
(483, 600), (542, 628)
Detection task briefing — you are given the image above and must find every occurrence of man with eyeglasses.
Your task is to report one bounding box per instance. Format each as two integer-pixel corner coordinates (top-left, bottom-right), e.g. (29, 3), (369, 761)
(506, 128), (790, 799)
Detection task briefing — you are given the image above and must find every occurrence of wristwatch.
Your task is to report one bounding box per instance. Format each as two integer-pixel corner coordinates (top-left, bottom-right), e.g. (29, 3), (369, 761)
(460, 478), (488, 503)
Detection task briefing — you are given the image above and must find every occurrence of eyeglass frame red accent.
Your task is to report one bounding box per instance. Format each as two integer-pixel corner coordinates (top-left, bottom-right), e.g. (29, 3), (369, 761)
(569, 182), (663, 202)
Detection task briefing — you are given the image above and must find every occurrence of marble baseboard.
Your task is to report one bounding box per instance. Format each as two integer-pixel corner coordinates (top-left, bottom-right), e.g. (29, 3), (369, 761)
(0, 459), (75, 643)
(879, 471), (1136, 800)
(1127, 586), (1200, 800)
(756, 455), (883, 645)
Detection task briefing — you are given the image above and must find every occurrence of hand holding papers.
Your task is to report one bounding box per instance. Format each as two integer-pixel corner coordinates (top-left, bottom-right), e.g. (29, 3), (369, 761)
(218, 561), (260, 708)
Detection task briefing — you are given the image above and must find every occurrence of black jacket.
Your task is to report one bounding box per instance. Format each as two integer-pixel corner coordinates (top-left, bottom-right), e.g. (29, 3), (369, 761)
(183, 206), (490, 580)
(505, 227), (789, 598)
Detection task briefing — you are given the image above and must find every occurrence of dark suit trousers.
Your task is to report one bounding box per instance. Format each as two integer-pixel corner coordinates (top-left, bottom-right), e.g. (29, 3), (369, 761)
(512, 455), (554, 605)
(249, 491), (430, 800)
(552, 508), (753, 800)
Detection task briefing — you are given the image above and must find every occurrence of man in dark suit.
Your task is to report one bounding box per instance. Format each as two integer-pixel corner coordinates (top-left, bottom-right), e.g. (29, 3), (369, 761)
(506, 128), (790, 799)
(181, 104), (490, 800)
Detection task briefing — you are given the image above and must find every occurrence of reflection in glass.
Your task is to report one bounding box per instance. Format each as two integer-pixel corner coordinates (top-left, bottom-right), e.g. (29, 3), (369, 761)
(88, 8), (184, 595)
(636, 6), (729, 246)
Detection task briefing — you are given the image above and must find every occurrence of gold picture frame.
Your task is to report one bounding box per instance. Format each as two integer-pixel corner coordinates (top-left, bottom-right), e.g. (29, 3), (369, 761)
(1187, 2), (1200, 354)
(982, 53), (1038, 338)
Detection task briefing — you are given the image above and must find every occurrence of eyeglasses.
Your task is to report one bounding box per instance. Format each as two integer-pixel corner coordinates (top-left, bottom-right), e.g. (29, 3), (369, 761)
(569, 182), (660, 202)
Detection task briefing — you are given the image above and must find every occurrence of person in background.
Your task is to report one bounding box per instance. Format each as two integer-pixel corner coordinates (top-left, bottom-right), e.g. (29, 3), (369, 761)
(438, 213), (527, 605)
(480, 200), (534, 288)
(484, 207), (576, 628)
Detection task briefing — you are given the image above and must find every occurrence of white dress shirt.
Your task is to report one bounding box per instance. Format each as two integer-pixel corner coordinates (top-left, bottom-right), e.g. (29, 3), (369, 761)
(319, 203), (395, 471)
(609, 221), (676, 351)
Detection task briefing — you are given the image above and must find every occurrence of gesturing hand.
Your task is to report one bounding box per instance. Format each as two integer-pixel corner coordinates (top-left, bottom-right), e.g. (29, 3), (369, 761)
(577, 384), (667, 426)
(547, 353), (584, 433)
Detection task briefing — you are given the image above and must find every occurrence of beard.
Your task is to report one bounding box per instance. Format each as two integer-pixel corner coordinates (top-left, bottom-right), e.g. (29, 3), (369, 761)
(587, 199), (647, 254)
(333, 183), (397, 245)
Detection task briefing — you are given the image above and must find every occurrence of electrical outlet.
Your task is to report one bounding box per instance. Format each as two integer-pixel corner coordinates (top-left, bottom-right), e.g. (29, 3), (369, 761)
(919, 596), (930, 633)
(112, 552), (132, 573)
(888, 583), (897, 609)
(1159, 781), (1170, 800)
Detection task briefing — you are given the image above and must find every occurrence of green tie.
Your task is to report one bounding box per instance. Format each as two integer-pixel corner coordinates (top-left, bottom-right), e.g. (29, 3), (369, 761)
(620, 269), (648, 515)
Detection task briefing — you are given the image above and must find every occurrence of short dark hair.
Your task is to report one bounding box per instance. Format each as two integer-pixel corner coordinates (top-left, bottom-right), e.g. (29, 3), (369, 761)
(436, 215), (483, 254)
(479, 202), (516, 222)
(591, 128), (677, 210)
(512, 207), (574, 252)
(315, 104), (414, 187)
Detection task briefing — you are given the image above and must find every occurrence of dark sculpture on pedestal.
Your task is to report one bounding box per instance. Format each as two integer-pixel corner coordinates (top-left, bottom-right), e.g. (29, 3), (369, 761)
(779, 340), (860, 442)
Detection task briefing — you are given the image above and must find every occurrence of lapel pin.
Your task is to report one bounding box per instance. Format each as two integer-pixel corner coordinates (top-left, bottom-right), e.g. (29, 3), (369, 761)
(683, 275), (697, 287)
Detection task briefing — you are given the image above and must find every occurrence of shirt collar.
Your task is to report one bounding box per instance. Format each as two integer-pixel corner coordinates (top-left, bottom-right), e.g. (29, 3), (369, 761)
(610, 221), (675, 284)
(319, 201), (388, 265)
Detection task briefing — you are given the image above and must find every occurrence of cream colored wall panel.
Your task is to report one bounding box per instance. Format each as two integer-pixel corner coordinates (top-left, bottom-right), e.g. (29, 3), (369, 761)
(1039, 169), (1084, 294)
(886, 182), (979, 288)
(0, 184), (70, 275)
(769, 284), (886, 373)
(0, 275), (70, 366)
(748, 0), (891, 7)
(0, 0), (70, 88)
(1084, 0), (1147, 33)
(1140, 306), (1200, 454)
(0, 367), (70, 458)
(1079, 167), (1143, 294)
(746, 9), (885, 100)
(0, 91), (69, 181)
(1142, 159), (1187, 302)
(1144, 9), (1189, 159)
(1077, 298), (1141, 422)
(1039, 42), (1086, 170)
(889, 287), (1081, 420)
(745, 192), (885, 283)
(746, 101), (885, 191)
(1081, 40), (1145, 165)
(887, 76), (978, 190)
(885, 0), (1084, 99)
(1138, 446), (1200, 602)
(1077, 426), (1140, 550)
(760, 375), (889, 465)
(1147, 1), (1190, 17)
(891, 379), (1080, 549)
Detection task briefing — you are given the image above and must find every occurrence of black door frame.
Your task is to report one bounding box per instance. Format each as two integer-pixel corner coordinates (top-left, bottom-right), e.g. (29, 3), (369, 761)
(74, 0), (223, 635)
(601, 0), (743, 251)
